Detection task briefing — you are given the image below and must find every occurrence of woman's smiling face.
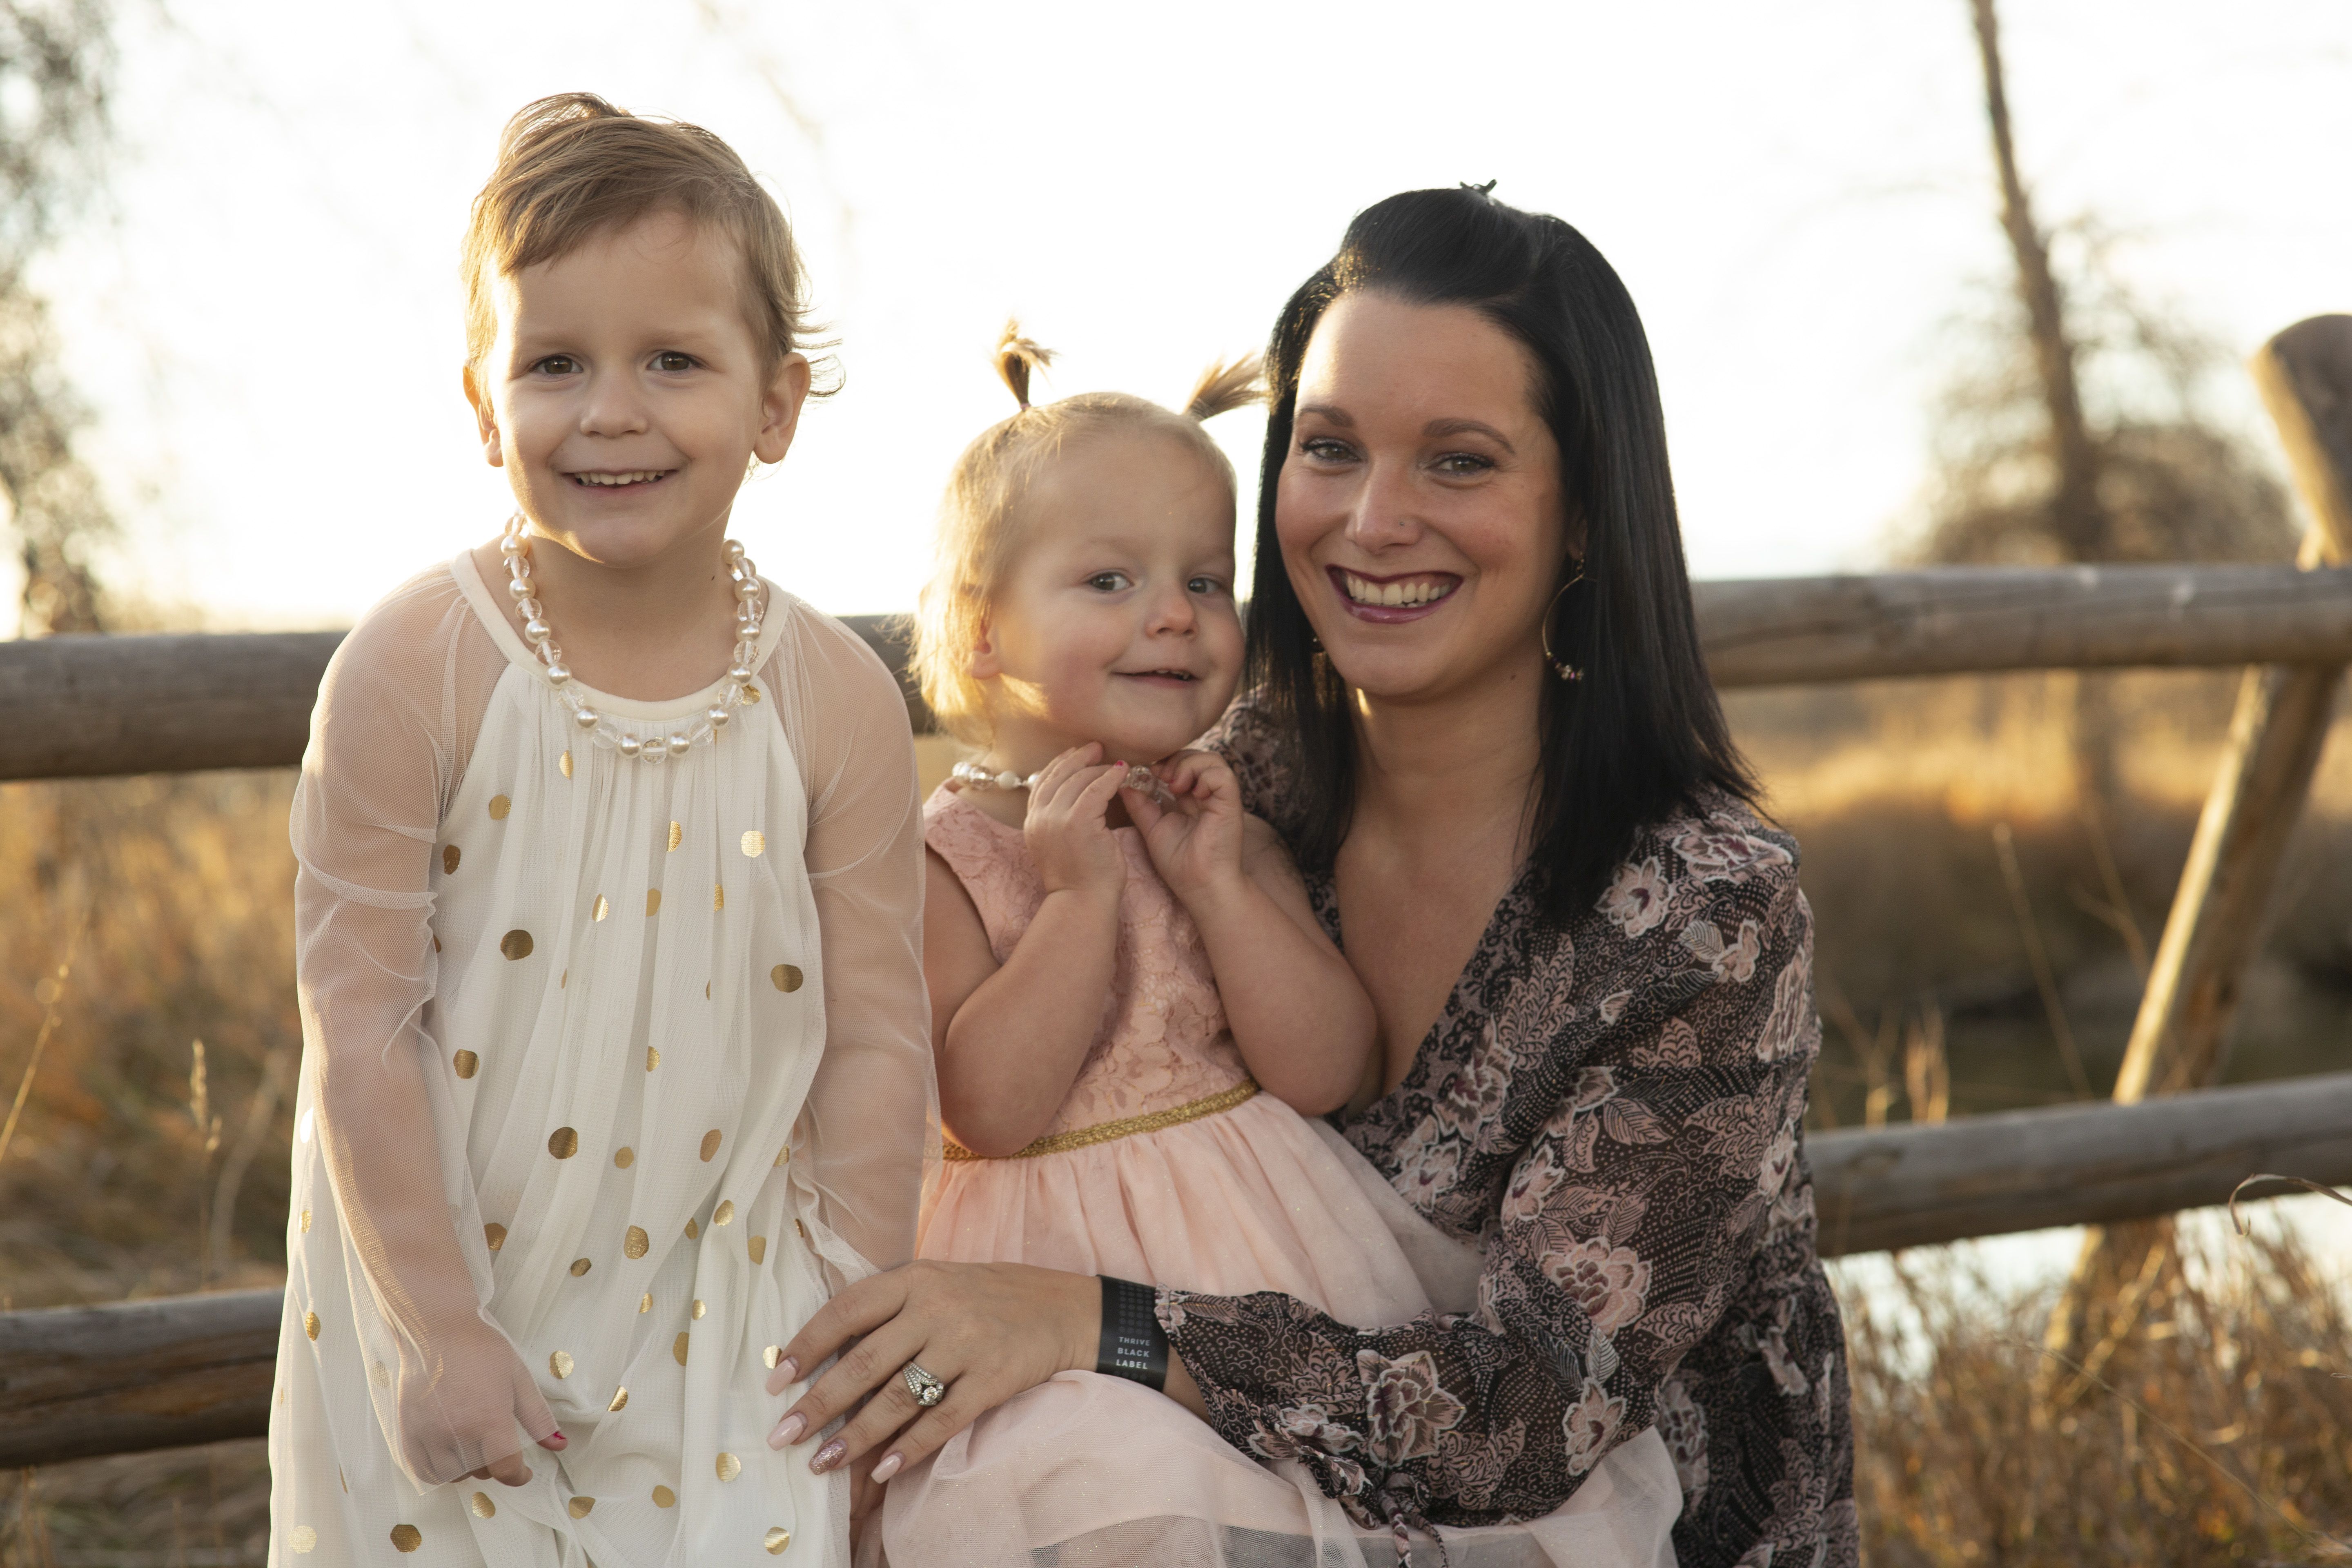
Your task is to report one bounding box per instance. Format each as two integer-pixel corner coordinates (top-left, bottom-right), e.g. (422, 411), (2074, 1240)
(1274, 290), (1570, 705)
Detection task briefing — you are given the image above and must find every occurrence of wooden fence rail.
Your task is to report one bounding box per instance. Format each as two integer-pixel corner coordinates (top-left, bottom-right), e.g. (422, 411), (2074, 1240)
(6, 1069), (2348, 1470)
(6, 564), (2352, 782)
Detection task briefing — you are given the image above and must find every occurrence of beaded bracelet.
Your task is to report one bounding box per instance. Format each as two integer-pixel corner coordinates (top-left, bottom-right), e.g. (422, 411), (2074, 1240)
(1096, 1275), (1169, 1390)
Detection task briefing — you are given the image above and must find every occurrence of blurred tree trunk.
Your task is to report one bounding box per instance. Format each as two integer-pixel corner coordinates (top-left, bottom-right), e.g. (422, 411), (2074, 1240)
(1967, 0), (2120, 810)
(0, 0), (115, 636)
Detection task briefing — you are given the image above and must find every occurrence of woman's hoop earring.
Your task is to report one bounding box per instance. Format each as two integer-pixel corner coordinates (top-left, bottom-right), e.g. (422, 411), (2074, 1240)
(1541, 565), (1587, 683)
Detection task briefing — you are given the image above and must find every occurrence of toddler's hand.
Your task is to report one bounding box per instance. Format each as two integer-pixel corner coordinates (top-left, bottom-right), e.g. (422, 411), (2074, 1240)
(1123, 751), (1245, 911)
(394, 1313), (566, 1487)
(1023, 744), (1127, 904)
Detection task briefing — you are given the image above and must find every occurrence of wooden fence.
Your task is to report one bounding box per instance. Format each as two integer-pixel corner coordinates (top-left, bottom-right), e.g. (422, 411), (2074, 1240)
(2, 313), (2349, 1472)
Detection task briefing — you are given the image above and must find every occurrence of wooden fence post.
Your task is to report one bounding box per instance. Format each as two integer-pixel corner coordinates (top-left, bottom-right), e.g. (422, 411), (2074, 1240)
(2043, 314), (2352, 1390)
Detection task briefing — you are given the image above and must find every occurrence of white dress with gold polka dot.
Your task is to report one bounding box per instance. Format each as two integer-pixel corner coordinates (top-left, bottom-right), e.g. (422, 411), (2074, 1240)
(270, 551), (931, 1566)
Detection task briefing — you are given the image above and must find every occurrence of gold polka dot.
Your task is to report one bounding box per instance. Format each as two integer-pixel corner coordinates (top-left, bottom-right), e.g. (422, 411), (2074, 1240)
(433, 934), (441, 952)
(646, 1046), (661, 1071)
(796, 1218), (810, 1243)
(766, 1527), (792, 1554)
(299, 1208), (312, 1232)
(390, 1523), (422, 1552)
(568, 1496), (595, 1519)
(771, 964), (803, 993)
(714, 883), (726, 910)
(442, 845), (461, 875)
(303, 1311), (320, 1341)
(685, 1217), (701, 1240)
(700, 1129), (723, 1162)
(371, 1361), (390, 1387)
(716, 1452), (742, 1482)
(742, 682), (762, 704)
(452, 1049), (479, 1080)
(500, 929), (534, 960)
(652, 1485), (676, 1508)
(561, 969), (569, 989)
(741, 830), (765, 858)
(713, 1200), (735, 1227)
(485, 1222), (507, 1251)
(608, 1386), (628, 1412)
(548, 1126), (579, 1159)
(469, 1492), (495, 1519)
(673, 1331), (690, 1365)
(489, 795), (511, 821)
(560, 749), (573, 779)
(706, 981), (712, 999)
(763, 1345), (785, 1370)
(290, 1525), (318, 1553)
(550, 1350), (573, 1379)
(340, 1466), (347, 1493)
(639, 1292), (652, 1314)
(646, 888), (662, 916)
(748, 1234), (767, 1264)
(692, 1298), (707, 1320)
(569, 1257), (592, 1277)
(668, 820), (684, 852)
(624, 1225), (649, 1258)
(593, 894), (610, 922)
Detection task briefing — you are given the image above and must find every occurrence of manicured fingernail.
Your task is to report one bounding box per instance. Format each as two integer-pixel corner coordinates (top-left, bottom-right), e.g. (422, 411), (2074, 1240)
(871, 1452), (903, 1483)
(769, 1412), (806, 1449)
(775, 1356), (799, 1383)
(810, 1438), (846, 1474)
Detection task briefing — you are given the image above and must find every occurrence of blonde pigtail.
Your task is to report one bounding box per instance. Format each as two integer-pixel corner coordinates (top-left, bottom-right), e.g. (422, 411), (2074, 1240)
(994, 320), (1057, 411)
(1184, 353), (1265, 421)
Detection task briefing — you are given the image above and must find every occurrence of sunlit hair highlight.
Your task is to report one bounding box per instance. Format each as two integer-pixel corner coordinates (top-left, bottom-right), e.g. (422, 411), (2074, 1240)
(462, 92), (829, 385)
(911, 320), (1262, 746)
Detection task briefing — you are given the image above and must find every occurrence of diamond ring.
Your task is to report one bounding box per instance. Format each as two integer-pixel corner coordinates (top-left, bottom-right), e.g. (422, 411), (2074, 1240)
(901, 1360), (947, 1408)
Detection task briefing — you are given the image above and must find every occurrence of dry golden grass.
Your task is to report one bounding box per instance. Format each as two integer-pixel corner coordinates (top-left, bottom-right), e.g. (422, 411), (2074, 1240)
(2, 672), (2349, 1563)
(1849, 1221), (2352, 1566)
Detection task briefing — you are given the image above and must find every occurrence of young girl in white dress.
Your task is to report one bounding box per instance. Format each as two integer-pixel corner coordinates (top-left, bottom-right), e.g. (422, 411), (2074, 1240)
(271, 94), (930, 1567)
(869, 333), (1679, 1566)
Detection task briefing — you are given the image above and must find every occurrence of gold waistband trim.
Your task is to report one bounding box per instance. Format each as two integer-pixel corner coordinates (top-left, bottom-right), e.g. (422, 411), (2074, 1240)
(941, 1078), (1261, 1162)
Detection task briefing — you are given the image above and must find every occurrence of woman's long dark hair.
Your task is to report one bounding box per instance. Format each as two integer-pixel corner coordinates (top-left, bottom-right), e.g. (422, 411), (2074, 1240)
(1244, 186), (1756, 927)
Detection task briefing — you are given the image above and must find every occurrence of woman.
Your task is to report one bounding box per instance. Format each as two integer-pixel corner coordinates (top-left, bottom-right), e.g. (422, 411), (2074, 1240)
(771, 187), (1857, 1568)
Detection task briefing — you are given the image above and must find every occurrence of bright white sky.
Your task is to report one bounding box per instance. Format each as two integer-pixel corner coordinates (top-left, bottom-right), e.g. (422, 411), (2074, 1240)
(16, 0), (2350, 630)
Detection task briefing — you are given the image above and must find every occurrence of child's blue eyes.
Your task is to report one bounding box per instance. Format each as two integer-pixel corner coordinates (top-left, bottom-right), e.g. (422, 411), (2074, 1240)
(527, 352), (698, 376)
(1084, 573), (1227, 596)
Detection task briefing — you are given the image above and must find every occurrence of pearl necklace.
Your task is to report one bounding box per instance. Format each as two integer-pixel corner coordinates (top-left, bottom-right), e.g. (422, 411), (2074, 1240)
(499, 516), (764, 764)
(951, 758), (1176, 806)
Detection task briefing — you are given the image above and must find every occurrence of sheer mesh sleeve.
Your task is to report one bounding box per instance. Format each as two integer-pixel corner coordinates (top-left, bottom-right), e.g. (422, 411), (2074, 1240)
(764, 601), (935, 1282)
(291, 568), (558, 1486)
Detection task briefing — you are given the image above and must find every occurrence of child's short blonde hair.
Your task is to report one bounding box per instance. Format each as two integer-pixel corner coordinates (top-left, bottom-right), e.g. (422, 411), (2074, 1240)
(911, 324), (1263, 746)
(462, 92), (824, 380)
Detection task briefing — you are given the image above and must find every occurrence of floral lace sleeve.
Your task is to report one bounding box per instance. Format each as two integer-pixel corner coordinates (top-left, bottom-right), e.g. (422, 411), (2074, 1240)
(1157, 795), (1837, 1552)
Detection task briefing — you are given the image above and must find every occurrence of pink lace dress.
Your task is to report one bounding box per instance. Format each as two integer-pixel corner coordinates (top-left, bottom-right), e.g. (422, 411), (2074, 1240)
(880, 788), (1682, 1567)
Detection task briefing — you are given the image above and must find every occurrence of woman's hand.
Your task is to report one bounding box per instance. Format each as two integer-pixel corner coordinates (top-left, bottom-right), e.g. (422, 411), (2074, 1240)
(1023, 744), (1128, 905)
(399, 1314), (568, 1487)
(762, 1261), (1098, 1480)
(1123, 751), (1247, 913)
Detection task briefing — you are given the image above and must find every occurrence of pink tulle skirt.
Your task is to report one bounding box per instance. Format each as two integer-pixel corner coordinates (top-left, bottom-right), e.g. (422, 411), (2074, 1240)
(880, 1096), (1684, 1567)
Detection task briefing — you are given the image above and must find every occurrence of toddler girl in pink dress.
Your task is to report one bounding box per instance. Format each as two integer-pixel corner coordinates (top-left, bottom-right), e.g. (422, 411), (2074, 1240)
(877, 330), (1681, 1566)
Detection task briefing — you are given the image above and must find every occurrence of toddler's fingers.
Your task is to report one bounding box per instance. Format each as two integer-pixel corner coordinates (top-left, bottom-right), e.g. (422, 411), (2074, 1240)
(484, 1449), (534, 1487)
(1030, 743), (1102, 803)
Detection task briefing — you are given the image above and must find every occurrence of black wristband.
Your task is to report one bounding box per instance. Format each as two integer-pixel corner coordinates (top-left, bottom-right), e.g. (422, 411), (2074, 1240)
(1096, 1275), (1169, 1391)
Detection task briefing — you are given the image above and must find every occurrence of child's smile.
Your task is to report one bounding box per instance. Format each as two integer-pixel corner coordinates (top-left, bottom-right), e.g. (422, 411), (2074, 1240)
(971, 428), (1243, 771)
(465, 208), (805, 575)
